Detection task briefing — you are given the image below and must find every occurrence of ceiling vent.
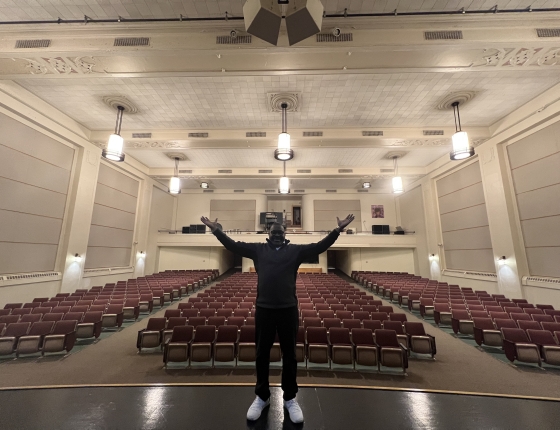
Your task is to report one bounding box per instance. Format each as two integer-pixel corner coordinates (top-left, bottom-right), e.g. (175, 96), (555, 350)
(132, 132), (152, 138)
(188, 132), (208, 138)
(423, 130), (444, 136)
(294, 189), (305, 193)
(536, 28), (560, 37)
(114, 37), (150, 47)
(258, 169), (273, 174)
(233, 189), (245, 193)
(316, 33), (353, 42)
(358, 189), (369, 192)
(15, 39), (51, 49)
(179, 169), (192, 174)
(326, 189), (337, 193)
(424, 31), (463, 40)
(216, 35), (252, 44)
(203, 189), (214, 193)
(265, 189), (276, 193)
(362, 131), (383, 136)
(338, 169), (353, 173)
(246, 131), (266, 137)
(303, 131), (323, 137)
(381, 168), (395, 173)
(218, 169), (232, 174)
(297, 169), (312, 174)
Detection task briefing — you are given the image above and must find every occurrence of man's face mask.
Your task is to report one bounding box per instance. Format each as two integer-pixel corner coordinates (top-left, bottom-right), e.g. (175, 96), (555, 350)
(269, 227), (285, 246)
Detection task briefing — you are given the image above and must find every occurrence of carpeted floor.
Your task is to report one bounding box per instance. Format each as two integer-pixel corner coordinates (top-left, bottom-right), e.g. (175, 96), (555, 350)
(1, 272), (560, 399)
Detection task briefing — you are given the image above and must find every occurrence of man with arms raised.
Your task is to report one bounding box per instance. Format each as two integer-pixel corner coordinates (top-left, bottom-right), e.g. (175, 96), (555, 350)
(201, 214), (355, 424)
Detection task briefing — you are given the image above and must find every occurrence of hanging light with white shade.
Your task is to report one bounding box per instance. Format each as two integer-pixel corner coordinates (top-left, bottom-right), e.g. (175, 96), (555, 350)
(274, 102), (294, 161)
(392, 156), (404, 194)
(450, 101), (475, 160)
(279, 161), (290, 194)
(169, 157), (181, 194)
(102, 105), (125, 162)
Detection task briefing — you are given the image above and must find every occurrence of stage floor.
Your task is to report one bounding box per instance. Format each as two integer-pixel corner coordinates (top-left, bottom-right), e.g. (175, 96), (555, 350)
(1, 385), (559, 429)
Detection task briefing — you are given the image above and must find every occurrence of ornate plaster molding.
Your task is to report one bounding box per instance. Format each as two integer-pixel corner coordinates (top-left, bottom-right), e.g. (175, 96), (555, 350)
(13, 56), (103, 75)
(470, 47), (560, 68)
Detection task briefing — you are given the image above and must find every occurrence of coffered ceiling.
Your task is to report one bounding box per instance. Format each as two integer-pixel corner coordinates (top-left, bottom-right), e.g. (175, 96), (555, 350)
(1, 1), (560, 191)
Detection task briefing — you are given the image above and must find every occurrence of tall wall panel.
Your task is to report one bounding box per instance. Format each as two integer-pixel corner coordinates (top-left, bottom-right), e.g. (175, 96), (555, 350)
(508, 121), (560, 278)
(0, 113), (74, 274)
(210, 200), (256, 231)
(314, 200), (362, 232)
(85, 163), (139, 269)
(436, 161), (495, 273)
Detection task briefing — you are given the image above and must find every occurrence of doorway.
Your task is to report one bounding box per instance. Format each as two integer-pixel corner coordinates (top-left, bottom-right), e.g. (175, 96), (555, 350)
(292, 206), (301, 227)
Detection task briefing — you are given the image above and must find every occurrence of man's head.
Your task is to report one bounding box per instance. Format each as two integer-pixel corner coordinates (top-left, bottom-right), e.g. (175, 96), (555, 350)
(268, 223), (286, 246)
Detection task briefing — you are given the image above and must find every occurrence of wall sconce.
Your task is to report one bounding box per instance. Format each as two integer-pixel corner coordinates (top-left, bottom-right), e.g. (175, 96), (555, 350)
(74, 253), (82, 262)
(497, 256), (507, 265)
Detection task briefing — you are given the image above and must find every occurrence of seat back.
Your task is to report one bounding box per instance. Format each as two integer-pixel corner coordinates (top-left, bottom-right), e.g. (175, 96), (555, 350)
(351, 328), (374, 345)
(378, 306), (393, 314)
(193, 325), (216, 343)
(167, 317), (187, 330)
(306, 327), (328, 344)
(374, 329), (400, 347)
(404, 322), (427, 336)
(28, 321), (55, 336)
(208, 316), (226, 327)
(494, 319), (518, 330)
(527, 329), (557, 345)
(362, 320), (382, 331)
(370, 312), (389, 322)
(470, 310), (489, 318)
(517, 320), (541, 332)
(238, 325), (255, 343)
(226, 316), (245, 328)
(164, 309), (181, 319)
(81, 311), (101, 323)
(170, 325), (194, 342)
(303, 317), (322, 329)
(42, 313), (64, 323)
(20, 314), (42, 324)
(383, 321), (405, 334)
(501, 327), (530, 343)
(52, 320), (77, 335)
(188, 317), (206, 328)
(216, 325), (238, 343)
(342, 319), (361, 329)
(541, 322), (560, 334)
(106, 304), (123, 314)
(389, 313), (407, 323)
(323, 318), (342, 330)
(452, 309), (470, 320)
(511, 313), (532, 322)
(52, 306), (71, 314)
(329, 327), (351, 345)
(532, 314), (554, 324)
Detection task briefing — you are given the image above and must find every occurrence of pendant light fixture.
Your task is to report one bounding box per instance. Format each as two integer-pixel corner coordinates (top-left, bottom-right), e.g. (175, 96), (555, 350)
(169, 157), (181, 194)
(279, 161), (290, 194)
(274, 102), (294, 161)
(450, 101), (474, 160)
(102, 105), (125, 162)
(392, 155), (404, 194)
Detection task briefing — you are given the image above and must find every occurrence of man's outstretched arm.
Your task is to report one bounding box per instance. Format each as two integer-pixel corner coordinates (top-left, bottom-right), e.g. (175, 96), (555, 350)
(200, 216), (256, 259)
(299, 214), (355, 258)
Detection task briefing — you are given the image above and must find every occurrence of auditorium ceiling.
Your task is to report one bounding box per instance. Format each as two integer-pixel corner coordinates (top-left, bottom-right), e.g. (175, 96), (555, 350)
(1, 0), (560, 191)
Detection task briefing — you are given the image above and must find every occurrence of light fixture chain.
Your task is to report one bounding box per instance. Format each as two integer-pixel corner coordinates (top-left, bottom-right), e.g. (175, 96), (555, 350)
(115, 106), (124, 135)
(282, 104), (287, 133)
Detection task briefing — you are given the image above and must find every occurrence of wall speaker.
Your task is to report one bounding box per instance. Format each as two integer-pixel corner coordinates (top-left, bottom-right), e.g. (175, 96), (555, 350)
(182, 226), (190, 234)
(243, 0), (282, 46)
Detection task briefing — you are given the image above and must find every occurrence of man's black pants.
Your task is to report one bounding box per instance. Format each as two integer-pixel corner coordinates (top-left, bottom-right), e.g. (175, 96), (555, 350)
(254, 305), (299, 401)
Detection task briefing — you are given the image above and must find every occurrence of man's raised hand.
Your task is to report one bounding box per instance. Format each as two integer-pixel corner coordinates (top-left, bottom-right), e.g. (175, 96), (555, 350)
(200, 216), (220, 232)
(336, 214), (355, 231)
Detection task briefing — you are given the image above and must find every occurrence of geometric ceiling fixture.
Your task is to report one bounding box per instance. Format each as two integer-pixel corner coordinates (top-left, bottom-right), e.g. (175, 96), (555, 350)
(267, 92), (301, 112)
(436, 91), (476, 110)
(449, 101), (475, 161)
(274, 102), (294, 161)
(243, 0), (324, 46)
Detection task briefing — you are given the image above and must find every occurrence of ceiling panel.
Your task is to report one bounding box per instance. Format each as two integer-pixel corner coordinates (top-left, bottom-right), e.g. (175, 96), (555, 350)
(126, 146), (450, 168)
(0, 1), (557, 21)
(17, 71), (560, 131)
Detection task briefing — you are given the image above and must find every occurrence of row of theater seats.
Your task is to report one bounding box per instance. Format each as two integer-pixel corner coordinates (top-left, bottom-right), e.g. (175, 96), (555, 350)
(136, 272), (438, 373)
(0, 270), (216, 359)
(355, 271), (560, 368)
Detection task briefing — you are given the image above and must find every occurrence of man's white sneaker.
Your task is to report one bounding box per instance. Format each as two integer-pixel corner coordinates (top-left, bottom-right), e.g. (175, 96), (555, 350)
(246, 396), (270, 421)
(283, 398), (304, 423)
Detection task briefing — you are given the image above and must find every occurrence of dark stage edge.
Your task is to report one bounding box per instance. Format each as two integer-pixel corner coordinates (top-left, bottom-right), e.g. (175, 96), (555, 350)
(1, 385), (559, 430)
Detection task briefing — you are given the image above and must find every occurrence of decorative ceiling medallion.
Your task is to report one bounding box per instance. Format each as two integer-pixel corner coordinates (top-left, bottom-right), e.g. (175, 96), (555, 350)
(267, 92), (301, 112)
(436, 91), (476, 110)
(384, 151), (408, 159)
(165, 152), (188, 161)
(102, 96), (139, 114)
(472, 138), (488, 147)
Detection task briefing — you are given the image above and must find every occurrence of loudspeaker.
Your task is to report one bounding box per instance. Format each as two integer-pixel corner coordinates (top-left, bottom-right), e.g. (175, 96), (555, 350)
(196, 224), (206, 234)
(243, 0), (282, 45)
(382, 225), (390, 235)
(189, 224), (197, 234)
(285, 0), (324, 45)
(372, 225), (383, 235)
(182, 226), (190, 234)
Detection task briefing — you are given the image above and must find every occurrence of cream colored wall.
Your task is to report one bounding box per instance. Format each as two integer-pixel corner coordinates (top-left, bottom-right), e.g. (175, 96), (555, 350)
(336, 248), (415, 276)
(397, 185), (430, 278)
(176, 193), (268, 231)
(145, 186), (176, 275)
(0, 280), (61, 305)
(242, 250), (328, 273)
(157, 246), (233, 275)
(299, 192), (397, 232)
